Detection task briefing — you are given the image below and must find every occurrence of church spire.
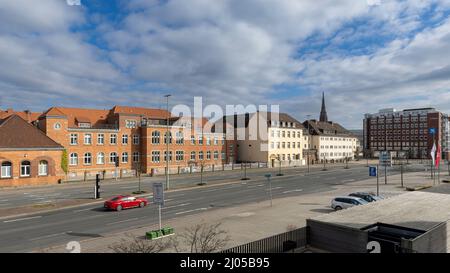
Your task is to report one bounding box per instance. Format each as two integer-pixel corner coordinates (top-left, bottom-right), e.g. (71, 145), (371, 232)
(319, 92), (328, 122)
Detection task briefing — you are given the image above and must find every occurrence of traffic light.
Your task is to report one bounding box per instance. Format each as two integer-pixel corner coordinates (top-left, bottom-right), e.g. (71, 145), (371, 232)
(95, 174), (101, 199)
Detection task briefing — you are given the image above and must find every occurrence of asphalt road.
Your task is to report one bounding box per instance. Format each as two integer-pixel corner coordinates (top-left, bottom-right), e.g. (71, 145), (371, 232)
(0, 163), (363, 209)
(0, 165), (399, 253)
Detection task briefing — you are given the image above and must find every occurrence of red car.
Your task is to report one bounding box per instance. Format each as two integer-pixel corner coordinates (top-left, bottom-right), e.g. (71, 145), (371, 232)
(104, 195), (149, 211)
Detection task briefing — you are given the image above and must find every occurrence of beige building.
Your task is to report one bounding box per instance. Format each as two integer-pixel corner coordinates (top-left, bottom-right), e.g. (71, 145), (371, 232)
(219, 112), (306, 167)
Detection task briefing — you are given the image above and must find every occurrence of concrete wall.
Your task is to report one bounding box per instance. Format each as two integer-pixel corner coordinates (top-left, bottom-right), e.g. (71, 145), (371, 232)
(307, 219), (368, 253)
(403, 222), (447, 253)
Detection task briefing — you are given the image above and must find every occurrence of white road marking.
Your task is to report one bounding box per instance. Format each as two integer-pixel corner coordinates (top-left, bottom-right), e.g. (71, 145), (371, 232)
(162, 203), (191, 210)
(342, 179), (356, 182)
(30, 232), (70, 241)
(164, 199), (174, 202)
(106, 218), (139, 226)
(120, 186), (138, 189)
(3, 216), (42, 223)
(282, 189), (303, 194)
(169, 194), (185, 198)
(73, 207), (96, 213)
(175, 208), (208, 215)
(266, 187), (283, 191)
(0, 199), (9, 202)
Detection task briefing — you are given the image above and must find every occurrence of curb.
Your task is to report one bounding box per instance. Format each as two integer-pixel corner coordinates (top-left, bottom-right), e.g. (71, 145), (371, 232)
(405, 185), (433, 191)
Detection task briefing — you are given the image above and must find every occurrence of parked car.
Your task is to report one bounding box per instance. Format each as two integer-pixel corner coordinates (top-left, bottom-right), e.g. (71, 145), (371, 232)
(349, 192), (383, 203)
(331, 196), (368, 211)
(104, 195), (149, 211)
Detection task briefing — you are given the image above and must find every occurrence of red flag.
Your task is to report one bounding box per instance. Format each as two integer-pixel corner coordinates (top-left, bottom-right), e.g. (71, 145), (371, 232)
(436, 144), (441, 168)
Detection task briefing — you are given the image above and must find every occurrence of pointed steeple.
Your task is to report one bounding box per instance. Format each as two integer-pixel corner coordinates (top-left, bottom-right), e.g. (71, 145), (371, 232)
(319, 92), (328, 122)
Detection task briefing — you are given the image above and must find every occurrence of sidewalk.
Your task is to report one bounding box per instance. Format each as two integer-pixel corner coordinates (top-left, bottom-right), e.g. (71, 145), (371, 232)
(37, 171), (441, 253)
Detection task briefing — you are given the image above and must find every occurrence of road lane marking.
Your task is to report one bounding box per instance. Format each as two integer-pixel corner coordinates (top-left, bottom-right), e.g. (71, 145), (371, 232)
(120, 186), (138, 189)
(281, 189), (303, 194)
(3, 216), (42, 223)
(175, 208), (208, 215)
(162, 203), (191, 210)
(265, 187), (282, 191)
(73, 207), (96, 213)
(342, 179), (356, 182)
(106, 218), (139, 226)
(0, 199), (9, 202)
(30, 232), (71, 241)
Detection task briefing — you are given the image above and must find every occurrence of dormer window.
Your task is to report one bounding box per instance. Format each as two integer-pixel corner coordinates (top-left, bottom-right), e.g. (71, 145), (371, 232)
(78, 123), (91, 128)
(126, 120), (138, 128)
(76, 117), (91, 128)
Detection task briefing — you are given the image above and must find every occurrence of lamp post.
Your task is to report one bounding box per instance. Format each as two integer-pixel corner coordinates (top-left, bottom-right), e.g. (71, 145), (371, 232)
(164, 94), (171, 190)
(306, 115), (311, 174)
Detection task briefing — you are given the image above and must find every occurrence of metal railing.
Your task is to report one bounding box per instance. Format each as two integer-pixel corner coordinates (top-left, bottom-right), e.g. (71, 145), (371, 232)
(221, 227), (308, 253)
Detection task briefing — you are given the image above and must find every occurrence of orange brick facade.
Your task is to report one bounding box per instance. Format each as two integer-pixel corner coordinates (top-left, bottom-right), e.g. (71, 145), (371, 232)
(0, 150), (63, 187)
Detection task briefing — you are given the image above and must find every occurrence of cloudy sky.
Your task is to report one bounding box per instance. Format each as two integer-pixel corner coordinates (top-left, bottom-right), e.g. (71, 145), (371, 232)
(1, 0), (450, 129)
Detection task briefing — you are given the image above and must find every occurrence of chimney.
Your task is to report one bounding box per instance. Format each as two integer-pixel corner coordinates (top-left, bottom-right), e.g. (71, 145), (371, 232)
(6, 108), (13, 113)
(24, 110), (31, 123)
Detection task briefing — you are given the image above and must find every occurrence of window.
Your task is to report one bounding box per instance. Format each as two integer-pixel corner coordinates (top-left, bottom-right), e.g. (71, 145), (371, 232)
(110, 152), (118, 164)
(126, 120), (138, 129)
(198, 136), (203, 145)
(206, 137), (211, 145)
(176, 151), (184, 161)
(152, 151), (160, 163)
(20, 161), (31, 177)
(133, 135), (140, 145)
(84, 134), (92, 145)
(190, 151), (196, 160)
(70, 153), (78, 166)
(1, 162), (12, 178)
(191, 135), (196, 145)
(164, 132), (172, 144)
(110, 134), (117, 145)
(122, 134), (128, 145)
(214, 137), (218, 145)
(152, 131), (161, 144)
(70, 134), (78, 145)
(214, 151), (219, 160)
(206, 151), (211, 160)
(122, 152), (128, 163)
(54, 123), (61, 130)
(133, 152), (140, 163)
(221, 152), (226, 160)
(97, 134), (104, 145)
(176, 131), (184, 144)
(97, 153), (105, 165)
(164, 151), (173, 162)
(199, 151), (204, 160)
(38, 161), (48, 176)
(83, 153), (92, 165)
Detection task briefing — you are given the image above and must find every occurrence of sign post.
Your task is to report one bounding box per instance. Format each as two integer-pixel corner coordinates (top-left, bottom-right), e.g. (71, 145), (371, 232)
(379, 151), (391, 185)
(265, 174), (273, 207)
(153, 182), (165, 230)
(369, 166), (379, 196)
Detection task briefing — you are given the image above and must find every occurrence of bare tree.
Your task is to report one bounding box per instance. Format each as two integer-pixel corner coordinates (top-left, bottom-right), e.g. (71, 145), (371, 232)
(171, 222), (231, 253)
(109, 235), (171, 253)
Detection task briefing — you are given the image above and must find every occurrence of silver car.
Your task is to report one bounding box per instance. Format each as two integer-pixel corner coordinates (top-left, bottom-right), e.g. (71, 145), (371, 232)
(331, 196), (369, 211)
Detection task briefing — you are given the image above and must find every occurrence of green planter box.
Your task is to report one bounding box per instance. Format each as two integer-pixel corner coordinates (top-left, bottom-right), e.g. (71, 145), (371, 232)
(162, 227), (174, 235)
(146, 231), (158, 240)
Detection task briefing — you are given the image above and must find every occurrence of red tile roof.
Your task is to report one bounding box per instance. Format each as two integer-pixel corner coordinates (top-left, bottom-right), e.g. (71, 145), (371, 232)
(0, 109), (41, 123)
(0, 115), (63, 150)
(42, 107), (111, 128)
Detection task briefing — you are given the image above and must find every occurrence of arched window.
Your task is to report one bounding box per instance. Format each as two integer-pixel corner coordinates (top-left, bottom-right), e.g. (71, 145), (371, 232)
(70, 153), (78, 166)
(84, 153), (92, 165)
(164, 132), (172, 144)
(20, 161), (31, 177)
(1, 162), (12, 178)
(152, 131), (160, 144)
(97, 153), (105, 165)
(110, 152), (118, 164)
(122, 152), (128, 163)
(39, 161), (48, 176)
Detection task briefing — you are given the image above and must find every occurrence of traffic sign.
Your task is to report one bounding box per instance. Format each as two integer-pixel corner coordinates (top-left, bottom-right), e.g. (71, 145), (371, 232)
(369, 166), (377, 177)
(429, 128), (436, 135)
(153, 182), (164, 206)
(379, 151), (392, 167)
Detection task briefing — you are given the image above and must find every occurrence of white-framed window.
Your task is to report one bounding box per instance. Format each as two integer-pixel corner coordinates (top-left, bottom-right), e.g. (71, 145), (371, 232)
(164, 151), (173, 162)
(152, 131), (161, 144)
(84, 134), (92, 145)
(214, 137), (218, 145)
(84, 153), (92, 165)
(122, 134), (128, 145)
(38, 161), (48, 176)
(191, 135), (196, 145)
(164, 132), (172, 144)
(97, 153), (105, 165)
(133, 135), (140, 145)
(69, 153), (78, 166)
(206, 137), (211, 145)
(214, 151), (219, 160)
(221, 152), (226, 160)
(97, 134), (104, 145)
(176, 131), (184, 144)
(199, 151), (204, 160)
(110, 152), (118, 164)
(133, 152), (140, 163)
(126, 120), (138, 129)
(20, 161), (31, 177)
(122, 152), (129, 163)
(70, 134), (78, 145)
(206, 151), (211, 160)
(176, 151), (184, 161)
(190, 151), (196, 160)
(1, 162), (12, 178)
(152, 151), (160, 163)
(110, 134), (117, 145)
(198, 136), (203, 145)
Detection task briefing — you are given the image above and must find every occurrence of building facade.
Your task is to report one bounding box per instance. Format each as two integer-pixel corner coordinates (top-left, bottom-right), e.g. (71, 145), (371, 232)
(0, 115), (64, 187)
(363, 108), (450, 159)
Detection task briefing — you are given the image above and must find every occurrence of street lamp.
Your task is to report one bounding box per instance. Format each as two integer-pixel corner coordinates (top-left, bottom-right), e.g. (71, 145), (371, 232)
(306, 115), (311, 174)
(164, 94), (171, 190)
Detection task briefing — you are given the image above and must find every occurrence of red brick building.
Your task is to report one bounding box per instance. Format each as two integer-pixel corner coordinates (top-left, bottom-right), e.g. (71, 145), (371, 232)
(0, 115), (64, 187)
